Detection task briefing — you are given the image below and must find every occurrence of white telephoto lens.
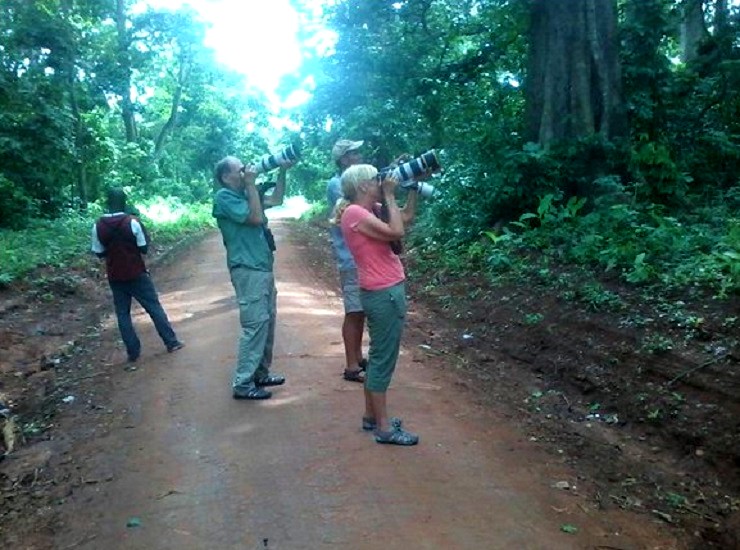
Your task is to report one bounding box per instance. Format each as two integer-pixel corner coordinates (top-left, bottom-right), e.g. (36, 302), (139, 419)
(417, 182), (436, 199)
(276, 149), (289, 165)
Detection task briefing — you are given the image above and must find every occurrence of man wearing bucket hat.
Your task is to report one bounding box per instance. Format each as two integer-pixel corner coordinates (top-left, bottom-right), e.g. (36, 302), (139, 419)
(327, 139), (367, 383)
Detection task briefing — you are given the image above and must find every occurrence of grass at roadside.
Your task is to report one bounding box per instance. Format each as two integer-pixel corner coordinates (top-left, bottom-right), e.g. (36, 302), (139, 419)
(0, 201), (215, 289)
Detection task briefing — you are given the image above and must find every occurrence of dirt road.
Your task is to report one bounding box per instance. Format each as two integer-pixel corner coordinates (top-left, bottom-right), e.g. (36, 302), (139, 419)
(46, 222), (679, 549)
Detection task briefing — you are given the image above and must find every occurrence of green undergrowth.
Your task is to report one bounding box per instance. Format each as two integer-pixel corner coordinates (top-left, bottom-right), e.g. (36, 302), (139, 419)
(409, 192), (740, 306)
(0, 199), (215, 288)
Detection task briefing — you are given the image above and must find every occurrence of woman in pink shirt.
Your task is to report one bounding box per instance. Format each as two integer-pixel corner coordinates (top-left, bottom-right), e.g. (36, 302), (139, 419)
(335, 164), (419, 446)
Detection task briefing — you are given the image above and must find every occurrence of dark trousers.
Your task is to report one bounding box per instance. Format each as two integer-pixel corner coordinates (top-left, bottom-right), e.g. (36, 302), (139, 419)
(109, 273), (178, 359)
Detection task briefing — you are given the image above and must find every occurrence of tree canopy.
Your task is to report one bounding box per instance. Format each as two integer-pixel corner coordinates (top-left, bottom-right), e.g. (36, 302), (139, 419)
(1, 0), (738, 278)
(0, 0), (277, 227)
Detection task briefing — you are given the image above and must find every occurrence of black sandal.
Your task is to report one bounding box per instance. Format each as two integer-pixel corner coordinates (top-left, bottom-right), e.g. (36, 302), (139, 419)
(233, 387), (272, 400)
(255, 374), (285, 387)
(362, 417), (376, 431)
(343, 369), (365, 383)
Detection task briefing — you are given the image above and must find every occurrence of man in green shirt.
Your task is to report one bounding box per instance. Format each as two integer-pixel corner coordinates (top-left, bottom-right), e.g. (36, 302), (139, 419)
(213, 156), (291, 399)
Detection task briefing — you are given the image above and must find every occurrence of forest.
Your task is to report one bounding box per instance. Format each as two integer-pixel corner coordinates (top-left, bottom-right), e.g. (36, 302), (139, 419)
(0, 0), (738, 295)
(0, 0), (738, 546)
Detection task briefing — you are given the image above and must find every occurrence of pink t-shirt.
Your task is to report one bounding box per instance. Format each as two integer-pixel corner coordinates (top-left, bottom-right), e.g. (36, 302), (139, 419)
(340, 204), (405, 291)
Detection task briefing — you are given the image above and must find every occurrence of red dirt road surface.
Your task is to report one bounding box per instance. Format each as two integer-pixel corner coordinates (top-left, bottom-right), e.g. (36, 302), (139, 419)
(14, 223), (681, 549)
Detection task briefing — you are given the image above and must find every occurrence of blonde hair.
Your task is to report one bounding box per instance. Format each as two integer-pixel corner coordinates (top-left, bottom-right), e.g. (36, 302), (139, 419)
(330, 164), (378, 225)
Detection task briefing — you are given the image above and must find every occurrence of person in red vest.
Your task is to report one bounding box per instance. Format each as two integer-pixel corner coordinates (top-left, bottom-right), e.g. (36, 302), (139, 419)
(91, 188), (184, 362)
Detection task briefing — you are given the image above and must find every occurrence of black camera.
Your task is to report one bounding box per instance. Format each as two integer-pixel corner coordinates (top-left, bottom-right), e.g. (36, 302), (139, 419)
(263, 226), (276, 252)
(377, 149), (441, 198)
(257, 181), (277, 202)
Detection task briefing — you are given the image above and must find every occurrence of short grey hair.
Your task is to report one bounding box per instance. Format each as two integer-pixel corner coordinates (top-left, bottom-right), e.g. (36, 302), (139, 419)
(214, 156), (239, 186)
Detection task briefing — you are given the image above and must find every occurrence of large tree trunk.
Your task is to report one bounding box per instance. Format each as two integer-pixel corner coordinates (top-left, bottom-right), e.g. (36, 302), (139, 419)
(525, 0), (625, 148)
(680, 0), (710, 63)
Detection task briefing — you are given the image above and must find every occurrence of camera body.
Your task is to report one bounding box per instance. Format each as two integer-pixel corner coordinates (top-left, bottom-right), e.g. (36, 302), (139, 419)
(246, 144), (300, 175)
(377, 149), (440, 198)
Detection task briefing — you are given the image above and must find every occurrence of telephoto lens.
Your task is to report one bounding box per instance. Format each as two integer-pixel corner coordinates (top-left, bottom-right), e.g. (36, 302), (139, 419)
(377, 149), (440, 198)
(386, 149), (440, 183)
(253, 144), (300, 174)
(409, 181), (436, 199)
(419, 150), (440, 171)
(395, 158), (426, 182)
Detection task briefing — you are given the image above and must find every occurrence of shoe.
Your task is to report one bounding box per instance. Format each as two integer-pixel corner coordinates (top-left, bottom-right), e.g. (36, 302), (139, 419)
(358, 358), (368, 371)
(127, 353), (139, 363)
(343, 369), (365, 383)
(374, 417), (418, 446)
(362, 417), (377, 431)
(254, 374), (285, 387)
(167, 342), (185, 353)
(233, 386), (272, 400)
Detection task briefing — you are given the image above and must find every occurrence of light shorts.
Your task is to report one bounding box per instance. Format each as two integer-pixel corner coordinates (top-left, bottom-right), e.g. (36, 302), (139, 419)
(339, 268), (363, 314)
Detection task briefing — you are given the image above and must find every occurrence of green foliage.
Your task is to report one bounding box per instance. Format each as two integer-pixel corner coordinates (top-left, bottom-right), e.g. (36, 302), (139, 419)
(523, 312), (544, 325)
(0, 174), (37, 229)
(301, 0), (528, 204)
(0, 213), (97, 286)
(137, 199), (216, 246)
(0, 0), (271, 228)
(1, 0), (737, 308)
(514, 193), (588, 228)
(630, 139), (689, 203)
(298, 0), (740, 307)
(641, 333), (674, 354)
(578, 282), (625, 312)
(620, 0), (740, 200)
(411, 182), (738, 305)
(0, 202), (213, 287)
(298, 201), (330, 222)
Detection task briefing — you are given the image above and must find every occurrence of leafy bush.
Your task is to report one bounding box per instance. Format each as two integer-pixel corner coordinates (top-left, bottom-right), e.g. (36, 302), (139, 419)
(630, 139), (688, 203)
(0, 213), (94, 286)
(0, 174), (37, 229)
(409, 189), (739, 301)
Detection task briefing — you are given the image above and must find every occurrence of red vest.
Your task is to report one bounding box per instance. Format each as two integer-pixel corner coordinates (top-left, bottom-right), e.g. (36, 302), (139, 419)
(96, 214), (147, 281)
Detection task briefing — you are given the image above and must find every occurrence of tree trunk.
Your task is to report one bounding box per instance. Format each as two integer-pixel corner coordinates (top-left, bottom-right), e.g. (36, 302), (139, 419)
(60, 0), (87, 209)
(153, 49), (192, 159)
(680, 0), (709, 63)
(115, 0), (136, 142)
(712, 0), (734, 59)
(714, 0), (728, 32)
(68, 73), (89, 209)
(525, 0), (625, 148)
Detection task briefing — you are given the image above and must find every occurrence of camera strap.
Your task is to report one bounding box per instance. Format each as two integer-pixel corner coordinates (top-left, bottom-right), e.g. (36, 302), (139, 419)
(379, 200), (403, 255)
